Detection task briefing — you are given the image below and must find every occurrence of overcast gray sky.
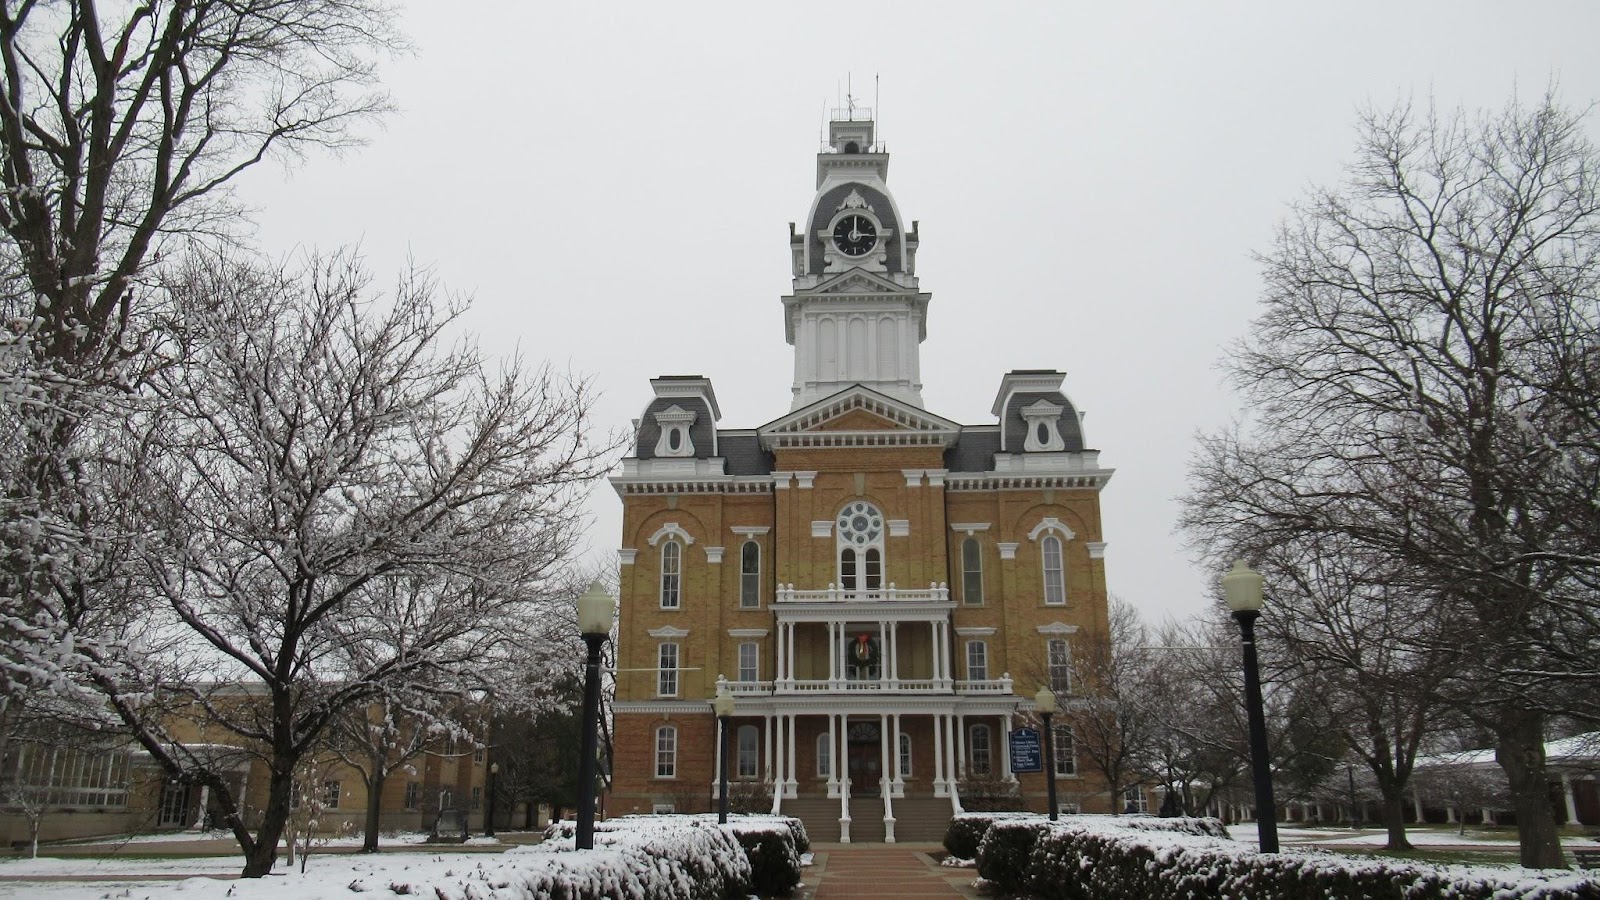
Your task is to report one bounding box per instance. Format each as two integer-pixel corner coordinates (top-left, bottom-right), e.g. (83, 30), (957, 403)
(235, 1), (1600, 625)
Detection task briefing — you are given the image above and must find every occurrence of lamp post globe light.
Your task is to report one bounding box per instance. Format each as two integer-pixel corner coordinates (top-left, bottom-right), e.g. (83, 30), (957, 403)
(712, 679), (736, 824)
(575, 580), (616, 851)
(1222, 559), (1279, 853)
(1035, 685), (1059, 821)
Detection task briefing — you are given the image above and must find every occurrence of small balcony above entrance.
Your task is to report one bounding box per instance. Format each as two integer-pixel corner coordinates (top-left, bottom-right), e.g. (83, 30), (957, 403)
(775, 583), (950, 604)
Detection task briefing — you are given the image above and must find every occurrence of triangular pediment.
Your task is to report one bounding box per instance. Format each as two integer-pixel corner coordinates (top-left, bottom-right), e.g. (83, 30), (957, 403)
(758, 385), (962, 446)
(811, 268), (906, 295)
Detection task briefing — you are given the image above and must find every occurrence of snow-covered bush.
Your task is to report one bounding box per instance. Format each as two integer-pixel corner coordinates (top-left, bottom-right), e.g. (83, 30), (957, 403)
(943, 810), (1042, 859)
(536, 818), (752, 900)
(979, 818), (1600, 900)
(724, 820), (804, 896)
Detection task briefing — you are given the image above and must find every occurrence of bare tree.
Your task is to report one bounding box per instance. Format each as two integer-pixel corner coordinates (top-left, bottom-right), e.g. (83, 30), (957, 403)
(327, 683), (448, 853)
(1180, 92), (1600, 867)
(1, 0), (400, 783)
(77, 251), (615, 877)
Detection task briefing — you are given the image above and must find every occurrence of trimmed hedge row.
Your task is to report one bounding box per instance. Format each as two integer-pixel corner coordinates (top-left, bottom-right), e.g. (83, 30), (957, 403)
(544, 814), (807, 897)
(536, 818), (753, 900)
(944, 811), (1043, 859)
(968, 817), (1600, 900)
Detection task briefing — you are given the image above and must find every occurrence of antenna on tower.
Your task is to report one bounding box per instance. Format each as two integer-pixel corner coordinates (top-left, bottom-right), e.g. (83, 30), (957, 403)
(875, 73), (880, 146)
(847, 72), (854, 117)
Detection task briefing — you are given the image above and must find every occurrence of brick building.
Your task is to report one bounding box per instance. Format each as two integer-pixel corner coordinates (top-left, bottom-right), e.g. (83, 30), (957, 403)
(606, 109), (1118, 842)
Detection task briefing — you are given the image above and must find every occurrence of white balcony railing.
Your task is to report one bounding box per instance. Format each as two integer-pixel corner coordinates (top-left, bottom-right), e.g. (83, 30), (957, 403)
(955, 676), (1015, 695)
(774, 582), (950, 604)
(727, 680), (772, 696)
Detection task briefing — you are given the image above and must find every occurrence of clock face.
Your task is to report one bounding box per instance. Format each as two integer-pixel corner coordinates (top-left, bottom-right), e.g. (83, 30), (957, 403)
(832, 214), (877, 257)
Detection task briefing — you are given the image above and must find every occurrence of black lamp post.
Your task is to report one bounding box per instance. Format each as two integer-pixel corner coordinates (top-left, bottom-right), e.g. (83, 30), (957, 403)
(1223, 559), (1279, 853)
(712, 679), (735, 824)
(485, 762), (498, 838)
(575, 580), (616, 850)
(1035, 685), (1059, 821)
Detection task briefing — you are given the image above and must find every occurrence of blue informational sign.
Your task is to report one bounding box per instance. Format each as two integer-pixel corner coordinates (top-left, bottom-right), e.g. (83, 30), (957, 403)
(1010, 727), (1043, 773)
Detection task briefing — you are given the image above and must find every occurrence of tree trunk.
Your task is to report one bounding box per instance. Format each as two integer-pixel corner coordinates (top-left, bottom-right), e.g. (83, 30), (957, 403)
(1379, 790), (1412, 851)
(242, 767), (294, 877)
(1495, 715), (1563, 868)
(362, 770), (386, 853)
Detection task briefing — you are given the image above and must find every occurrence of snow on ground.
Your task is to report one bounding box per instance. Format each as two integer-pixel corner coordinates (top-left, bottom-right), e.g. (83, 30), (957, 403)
(1223, 824), (1597, 848)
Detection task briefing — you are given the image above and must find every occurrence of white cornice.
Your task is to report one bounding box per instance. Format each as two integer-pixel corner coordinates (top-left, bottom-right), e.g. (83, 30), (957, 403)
(997, 542), (1019, 560)
(1036, 622), (1080, 635)
(1087, 541), (1107, 559)
(728, 628), (770, 638)
(949, 523), (991, 535)
(888, 519), (909, 537)
(618, 549), (638, 565)
(731, 526), (771, 536)
(648, 626), (691, 638)
(955, 626), (997, 636)
(704, 546), (724, 564)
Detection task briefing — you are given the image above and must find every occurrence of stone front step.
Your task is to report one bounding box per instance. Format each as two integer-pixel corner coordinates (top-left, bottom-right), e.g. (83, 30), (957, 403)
(781, 795), (952, 844)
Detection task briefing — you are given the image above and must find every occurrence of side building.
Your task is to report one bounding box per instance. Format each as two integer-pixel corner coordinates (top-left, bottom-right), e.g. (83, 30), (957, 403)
(606, 111), (1118, 842)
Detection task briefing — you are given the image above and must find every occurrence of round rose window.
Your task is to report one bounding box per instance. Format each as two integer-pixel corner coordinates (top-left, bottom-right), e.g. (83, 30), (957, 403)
(837, 501), (883, 546)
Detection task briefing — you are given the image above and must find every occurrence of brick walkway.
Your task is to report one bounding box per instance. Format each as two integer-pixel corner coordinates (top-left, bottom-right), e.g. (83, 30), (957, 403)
(800, 844), (978, 898)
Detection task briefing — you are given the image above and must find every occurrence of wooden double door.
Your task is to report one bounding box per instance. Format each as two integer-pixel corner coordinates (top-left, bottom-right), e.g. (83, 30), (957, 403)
(846, 720), (881, 797)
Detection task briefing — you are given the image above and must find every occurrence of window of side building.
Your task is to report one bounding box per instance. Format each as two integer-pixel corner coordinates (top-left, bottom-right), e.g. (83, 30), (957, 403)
(657, 642), (679, 696)
(738, 641), (759, 682)
(966, 640), (988, 682)
(1047, 639), (1072, 693)
(655, 725), (677, 778)
(961, 537), (983, 604)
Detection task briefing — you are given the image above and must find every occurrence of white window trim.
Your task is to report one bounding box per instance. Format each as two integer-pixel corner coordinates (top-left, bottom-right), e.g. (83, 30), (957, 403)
(657, 643), (680, 697)
(655, 725), (678, 779)
(647, 522), (695, 546)
(736, 725), (760, 779)
(739, 539), (761, 608)
(816, 733), (831, 778)
(960, 536), (984, 605)
(737, 641), (759, 682)
(1026, 517), (1077, 542)
(659, 539), (683, 609)
(899, 732), (913, 778)
(1041, 533), (1066, 606)
(969, 723), (993, 776)
(966, 639), (988, 681)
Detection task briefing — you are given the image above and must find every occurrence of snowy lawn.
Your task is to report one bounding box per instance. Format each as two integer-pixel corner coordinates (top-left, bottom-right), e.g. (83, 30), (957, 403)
(1226, 823), (1597, 848)
(0, 817), (798, 900)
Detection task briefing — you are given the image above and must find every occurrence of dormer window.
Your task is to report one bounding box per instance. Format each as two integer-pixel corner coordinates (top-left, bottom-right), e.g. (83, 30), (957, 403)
(1020, 399), (1066, 452)
(653, 405), (697, 457)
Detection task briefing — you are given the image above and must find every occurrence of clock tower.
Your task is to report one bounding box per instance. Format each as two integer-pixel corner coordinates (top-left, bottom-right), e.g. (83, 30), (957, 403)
(785, 113), (930, 410)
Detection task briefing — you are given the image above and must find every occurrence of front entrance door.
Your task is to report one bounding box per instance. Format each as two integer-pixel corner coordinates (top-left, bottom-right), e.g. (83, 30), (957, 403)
(846, 721), (881, 796)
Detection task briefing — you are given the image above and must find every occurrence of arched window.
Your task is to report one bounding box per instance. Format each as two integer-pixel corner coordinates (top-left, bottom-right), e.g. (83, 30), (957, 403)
(899, 732), (912, 777)
(656, 726), (677, 778)
(1041, 534), (1065, 605)
(740, 540), (760, 608)
(962, 537), (983, 604)
(660, 540), (682, 608)
(836, 501), (884, 595)
(737, 725), (759, 778)
(816, 733), (832, 778)
(970, 724), (992, 776)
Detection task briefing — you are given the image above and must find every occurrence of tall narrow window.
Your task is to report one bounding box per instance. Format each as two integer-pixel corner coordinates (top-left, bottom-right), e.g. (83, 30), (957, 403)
(658, 643), (679, 697)
(962, 538), (983, 604)
(738, 642), (759, 682)
(1048, 639), (1071, 693)
(966, 640), (988, 682)
(656, 726), (677, 777)
(740, 540), (760, 607)
(1041, 535), (1065, 605)
(839, 548), (858, 593)
(660, 540), (681, 608)
(737, 725), (759, 778)
(899, 732), (912, 777)
(816, 733), (832, 777)
(970, 724), (992, 776)
(864, 548), (882, 590)
(1053, 725), (1076, 777)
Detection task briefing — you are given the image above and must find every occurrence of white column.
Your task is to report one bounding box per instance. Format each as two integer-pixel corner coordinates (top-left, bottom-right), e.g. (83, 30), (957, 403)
(1562, 772), (1580, 825)
(786, 713), (798, 798)
(832, 621), (844, 682)
(838, 714), (852, 843)
(827, 712), (840, 796)
(877, 620), (887, 683)
(932, 713), (947, 797)
(930, 622), (943, 681)
(934, 621), (947, 682)
(770, 714), (783, 814)
(880, 712), (896, 842)
(1001, 712), (1014, 781)
(889, 622), (900, 686)
(947, 714), (964, 814)
(956, 713), (968, 779)
(891, 712), (904, 795)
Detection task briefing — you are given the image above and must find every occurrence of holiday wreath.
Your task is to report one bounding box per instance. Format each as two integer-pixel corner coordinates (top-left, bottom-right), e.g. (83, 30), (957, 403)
(850, 633), (881, 668)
